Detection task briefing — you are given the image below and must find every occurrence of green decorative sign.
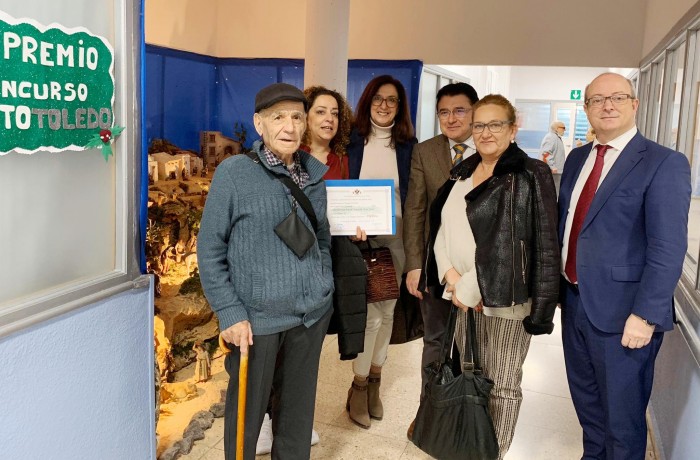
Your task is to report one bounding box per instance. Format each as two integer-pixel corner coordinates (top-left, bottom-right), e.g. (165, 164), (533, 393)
(0, 11), (116, 155)
(570, 89), (582, 101)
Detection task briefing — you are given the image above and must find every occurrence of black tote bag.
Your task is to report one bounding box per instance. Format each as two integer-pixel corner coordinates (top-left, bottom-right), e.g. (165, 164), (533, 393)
(411, 307), (499, 460)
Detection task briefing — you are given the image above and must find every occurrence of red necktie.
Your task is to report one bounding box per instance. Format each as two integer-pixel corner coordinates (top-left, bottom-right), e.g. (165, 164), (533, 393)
(564, 144), (611, 283)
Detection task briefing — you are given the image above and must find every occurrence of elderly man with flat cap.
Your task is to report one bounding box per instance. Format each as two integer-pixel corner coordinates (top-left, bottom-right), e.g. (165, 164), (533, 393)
(198, 82), (334, 460)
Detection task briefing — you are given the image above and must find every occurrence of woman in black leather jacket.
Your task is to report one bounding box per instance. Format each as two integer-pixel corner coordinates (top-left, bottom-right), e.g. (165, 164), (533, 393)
(424, 94), (559, 459)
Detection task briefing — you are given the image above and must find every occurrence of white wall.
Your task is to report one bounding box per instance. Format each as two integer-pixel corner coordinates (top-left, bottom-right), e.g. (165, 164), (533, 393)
(145, 0), (219, 55)
(0, 284), (154, 460)
(146, 0), (646, 67)
(508, 67), (616, 101)
(436, 66), (512, 98)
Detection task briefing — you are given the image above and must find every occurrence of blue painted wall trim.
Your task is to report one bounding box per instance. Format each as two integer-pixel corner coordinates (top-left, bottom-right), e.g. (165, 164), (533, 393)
(144, 45), (423, 152)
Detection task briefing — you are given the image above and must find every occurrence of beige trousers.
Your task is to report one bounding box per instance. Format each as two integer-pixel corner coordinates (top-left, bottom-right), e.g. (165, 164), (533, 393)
(352, 220), (405, 377)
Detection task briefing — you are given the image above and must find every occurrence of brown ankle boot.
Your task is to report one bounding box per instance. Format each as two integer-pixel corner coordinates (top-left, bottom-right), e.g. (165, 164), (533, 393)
(346, 380), (370, 429)
(367, 373), (383, 420)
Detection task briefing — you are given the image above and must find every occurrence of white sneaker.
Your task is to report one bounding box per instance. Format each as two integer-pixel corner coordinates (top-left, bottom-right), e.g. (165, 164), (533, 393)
(256, 413), (273, 455)
(311, 428), (320, 446)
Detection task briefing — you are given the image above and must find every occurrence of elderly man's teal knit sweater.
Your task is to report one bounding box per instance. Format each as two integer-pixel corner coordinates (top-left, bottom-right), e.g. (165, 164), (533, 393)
(198, 141), (333, 335)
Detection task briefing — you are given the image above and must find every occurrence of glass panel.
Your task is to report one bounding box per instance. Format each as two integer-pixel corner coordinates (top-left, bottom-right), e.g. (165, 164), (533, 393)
(556, 108), (572, 131)
(574, 105), (589, 145)
(552, 103), (577, 150)
(670, 43), (686, 149)
(0, 2), (119, 304)
(648, 61), (665, 140)
(514, 101), (551, 159)
(638, 70), (651, 133)
(681, 31), (700, 284)
(688, 90), (700, 271)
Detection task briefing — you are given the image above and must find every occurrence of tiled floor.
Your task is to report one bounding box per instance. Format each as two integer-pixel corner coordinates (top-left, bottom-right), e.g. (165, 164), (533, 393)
(178, 310), (656, 459)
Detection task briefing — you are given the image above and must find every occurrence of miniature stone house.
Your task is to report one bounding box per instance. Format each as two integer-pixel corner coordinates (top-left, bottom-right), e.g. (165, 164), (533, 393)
(151, 152), (183, 181)
(173, 153), (192, 178)
(199, 131), (241, 167)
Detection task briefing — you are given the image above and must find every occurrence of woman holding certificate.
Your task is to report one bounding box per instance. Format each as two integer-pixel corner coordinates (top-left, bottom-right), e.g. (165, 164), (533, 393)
(424, 94), (559, 458)
(345, 75), (416, 429)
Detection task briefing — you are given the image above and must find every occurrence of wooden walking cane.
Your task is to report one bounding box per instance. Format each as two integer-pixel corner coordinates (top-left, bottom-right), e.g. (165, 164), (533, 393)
(219, 335), (249, 460)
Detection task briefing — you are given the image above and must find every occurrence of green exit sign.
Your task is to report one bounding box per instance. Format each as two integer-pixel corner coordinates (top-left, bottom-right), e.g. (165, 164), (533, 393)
(570, 89), (582, 100)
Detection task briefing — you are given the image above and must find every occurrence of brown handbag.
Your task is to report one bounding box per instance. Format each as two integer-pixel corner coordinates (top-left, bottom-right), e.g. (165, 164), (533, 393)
(360, 241), (400, 303)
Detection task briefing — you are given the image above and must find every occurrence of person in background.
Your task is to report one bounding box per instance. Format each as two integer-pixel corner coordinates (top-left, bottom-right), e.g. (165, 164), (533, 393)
(254, 85), (356, 455)
(345, 74), (416, 429)
(585, 126), (596, 143)
(402, 82), (480, 439)
(198, 83), (333, 460)
(539, 120), (567, 193)
(559, 72), (690, 459)
(424, 94), (559, 459)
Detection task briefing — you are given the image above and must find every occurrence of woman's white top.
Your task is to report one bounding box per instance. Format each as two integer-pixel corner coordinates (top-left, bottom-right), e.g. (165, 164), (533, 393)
(359, 120), (402, 219)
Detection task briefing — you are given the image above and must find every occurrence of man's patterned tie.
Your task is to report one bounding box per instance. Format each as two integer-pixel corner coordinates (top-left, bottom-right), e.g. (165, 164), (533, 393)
(453, 143), (467, 166)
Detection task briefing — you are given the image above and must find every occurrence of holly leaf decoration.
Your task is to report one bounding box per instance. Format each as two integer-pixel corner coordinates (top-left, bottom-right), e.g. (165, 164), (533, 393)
(83, 125), (125, 162)
(84, 136), (104, 149)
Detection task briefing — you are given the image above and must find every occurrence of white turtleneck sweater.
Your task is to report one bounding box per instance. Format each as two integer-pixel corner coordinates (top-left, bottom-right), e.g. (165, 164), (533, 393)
(359, 120), (402, 219)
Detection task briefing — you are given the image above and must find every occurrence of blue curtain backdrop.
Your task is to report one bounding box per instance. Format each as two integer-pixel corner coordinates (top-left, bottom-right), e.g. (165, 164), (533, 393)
(145, 45), (423, 151)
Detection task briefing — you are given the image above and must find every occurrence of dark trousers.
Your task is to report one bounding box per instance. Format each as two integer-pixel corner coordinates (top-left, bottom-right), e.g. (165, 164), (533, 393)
(561, 281), (663, 460)
(223, 308), (332, 460)
(419, 287), (452, 399)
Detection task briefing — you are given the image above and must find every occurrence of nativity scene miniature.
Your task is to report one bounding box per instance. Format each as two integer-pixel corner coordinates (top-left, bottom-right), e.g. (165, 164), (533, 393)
(146, 133), (244, 458)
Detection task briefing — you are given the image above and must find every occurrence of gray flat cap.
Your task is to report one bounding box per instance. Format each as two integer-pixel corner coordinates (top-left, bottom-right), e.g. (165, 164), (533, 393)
(255, 83), (308, 112)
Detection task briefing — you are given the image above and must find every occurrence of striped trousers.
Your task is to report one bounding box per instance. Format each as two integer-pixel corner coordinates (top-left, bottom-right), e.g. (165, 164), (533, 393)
(455, 309), (532, 460)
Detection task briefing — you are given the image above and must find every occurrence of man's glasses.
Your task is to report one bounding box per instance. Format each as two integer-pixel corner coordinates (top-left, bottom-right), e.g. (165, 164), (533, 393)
(371, 95), (400, 108)
(471, 120), (512, 134)
(585, 94), (634, 108)
(437, 108), (472, 120)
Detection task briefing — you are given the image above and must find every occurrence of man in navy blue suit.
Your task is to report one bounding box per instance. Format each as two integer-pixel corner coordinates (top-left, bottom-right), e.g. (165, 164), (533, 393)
(559, 72), (691, 459)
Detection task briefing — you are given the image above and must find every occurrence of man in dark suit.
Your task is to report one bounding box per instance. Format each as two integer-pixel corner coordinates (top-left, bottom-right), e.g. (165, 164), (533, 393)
(403, 82), (479, 438)
(559, 72), (691, 459)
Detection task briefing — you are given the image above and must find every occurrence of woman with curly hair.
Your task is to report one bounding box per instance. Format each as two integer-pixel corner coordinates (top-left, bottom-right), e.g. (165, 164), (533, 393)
(301, 85), (354, 180)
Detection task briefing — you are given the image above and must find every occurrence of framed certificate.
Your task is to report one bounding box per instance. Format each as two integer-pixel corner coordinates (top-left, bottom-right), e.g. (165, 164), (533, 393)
(325, 179), (395, 236)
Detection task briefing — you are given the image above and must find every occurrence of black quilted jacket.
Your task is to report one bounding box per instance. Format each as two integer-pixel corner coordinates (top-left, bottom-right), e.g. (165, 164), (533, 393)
(327, 236), (367, 359)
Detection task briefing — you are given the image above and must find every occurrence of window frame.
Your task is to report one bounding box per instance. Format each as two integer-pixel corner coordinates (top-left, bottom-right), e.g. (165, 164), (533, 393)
(640, 15), (700, 366)
(0, 0), (145, 338)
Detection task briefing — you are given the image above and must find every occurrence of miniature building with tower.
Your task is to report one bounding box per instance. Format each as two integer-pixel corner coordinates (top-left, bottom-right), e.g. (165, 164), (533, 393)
(200, 131), (241, 167)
